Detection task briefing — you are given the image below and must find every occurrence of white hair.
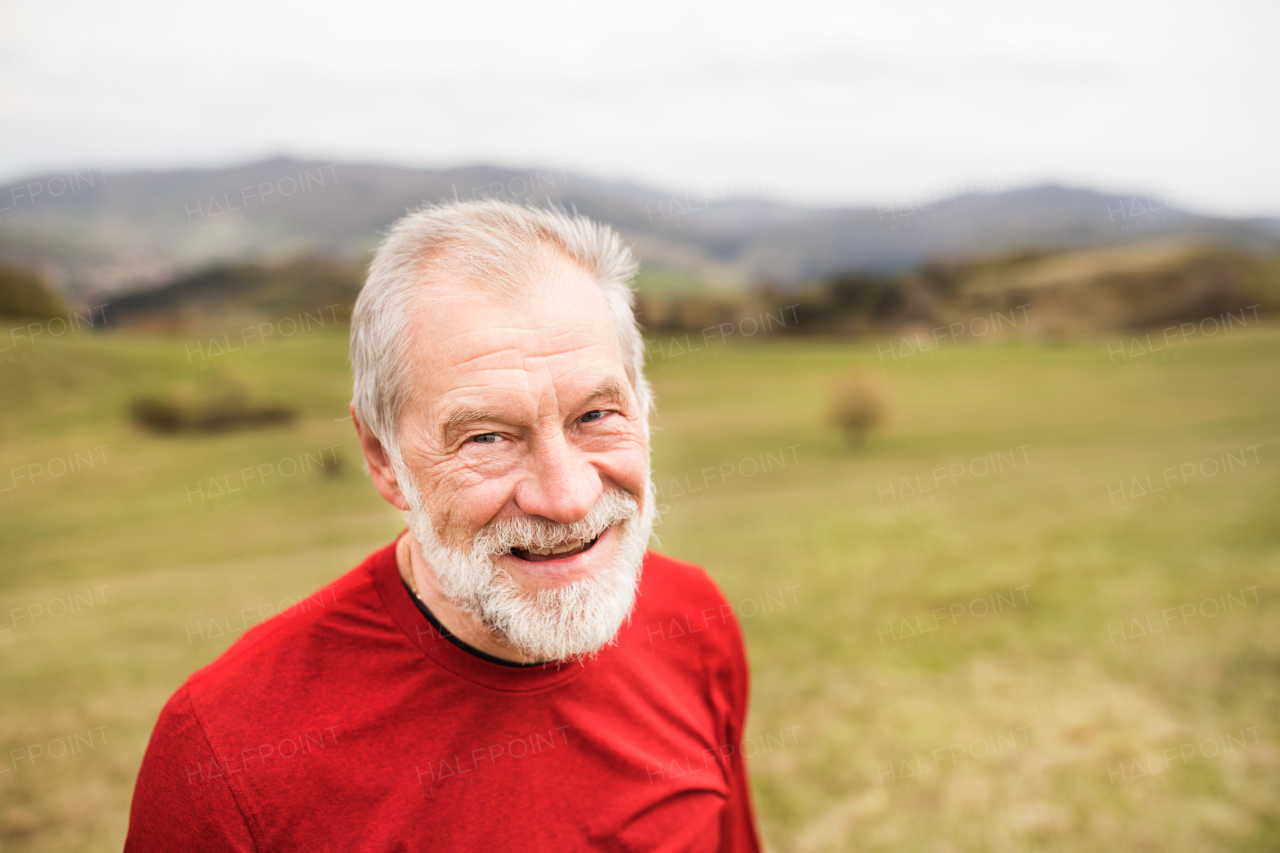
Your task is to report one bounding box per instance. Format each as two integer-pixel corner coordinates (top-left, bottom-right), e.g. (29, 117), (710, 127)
(350, 198), (652, 459)
(404, 477), (657, 661)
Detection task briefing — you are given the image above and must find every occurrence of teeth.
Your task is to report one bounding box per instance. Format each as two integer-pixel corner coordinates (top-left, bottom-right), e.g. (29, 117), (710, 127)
(524, 537), (590, 557)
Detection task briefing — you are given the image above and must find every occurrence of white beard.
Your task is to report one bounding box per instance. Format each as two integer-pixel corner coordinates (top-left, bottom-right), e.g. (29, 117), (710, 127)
(397, 470), (656, 662)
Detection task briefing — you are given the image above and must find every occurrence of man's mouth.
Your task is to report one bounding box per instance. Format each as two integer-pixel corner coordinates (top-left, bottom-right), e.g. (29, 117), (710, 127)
(510, 533), (602, 563)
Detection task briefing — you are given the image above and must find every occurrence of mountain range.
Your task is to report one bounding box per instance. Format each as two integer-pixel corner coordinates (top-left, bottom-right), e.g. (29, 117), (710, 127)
(2, 156), (1278, 298)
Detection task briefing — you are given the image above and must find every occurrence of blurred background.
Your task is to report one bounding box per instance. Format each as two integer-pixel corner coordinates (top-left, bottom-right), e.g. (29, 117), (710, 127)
(2, 1), (1278, 850)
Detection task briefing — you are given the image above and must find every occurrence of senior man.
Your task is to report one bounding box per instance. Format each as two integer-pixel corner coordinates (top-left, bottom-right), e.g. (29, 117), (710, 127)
(126, 200), (761, 851)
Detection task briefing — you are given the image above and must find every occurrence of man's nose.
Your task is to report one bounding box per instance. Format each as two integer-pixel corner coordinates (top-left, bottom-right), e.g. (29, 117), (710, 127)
(514, 428), (603, 524)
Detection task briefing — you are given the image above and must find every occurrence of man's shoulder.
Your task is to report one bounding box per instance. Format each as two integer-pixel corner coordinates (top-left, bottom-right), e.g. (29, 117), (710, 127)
(633, 550), (747, 659)
(638, 549), (730, 611)
(183, 543), (396, 711)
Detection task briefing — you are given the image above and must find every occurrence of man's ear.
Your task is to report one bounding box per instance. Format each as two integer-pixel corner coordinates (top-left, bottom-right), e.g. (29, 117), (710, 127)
(351, 404), (410, 511)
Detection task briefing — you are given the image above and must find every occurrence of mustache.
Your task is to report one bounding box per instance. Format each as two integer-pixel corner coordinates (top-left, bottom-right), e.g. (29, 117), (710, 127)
(471, 488), (640, 556)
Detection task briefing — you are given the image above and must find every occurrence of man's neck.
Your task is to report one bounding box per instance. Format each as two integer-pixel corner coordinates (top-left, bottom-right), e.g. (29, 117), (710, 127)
(395, 532), (547, 665)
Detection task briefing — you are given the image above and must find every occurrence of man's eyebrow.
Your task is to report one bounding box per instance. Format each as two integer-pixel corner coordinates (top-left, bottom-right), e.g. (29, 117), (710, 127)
(580, 377), (630, 409)
(438, 379), (632, 443)
(439, 407), (505, 443)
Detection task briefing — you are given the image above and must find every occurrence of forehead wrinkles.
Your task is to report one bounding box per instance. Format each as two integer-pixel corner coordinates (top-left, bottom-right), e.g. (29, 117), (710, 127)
(426, 344), (618, 434)
(428, 314), (607, 365)
(407, 270), (625, 423)
(440, 321), (617, 386)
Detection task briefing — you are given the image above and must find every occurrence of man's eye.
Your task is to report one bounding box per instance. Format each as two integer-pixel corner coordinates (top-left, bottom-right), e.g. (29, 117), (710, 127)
(471, 433), (500, 444)
(580, 410), (607, 424)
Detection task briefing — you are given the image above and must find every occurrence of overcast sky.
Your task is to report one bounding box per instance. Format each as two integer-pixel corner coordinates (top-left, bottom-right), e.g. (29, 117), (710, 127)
(2, 0), (1276, 216)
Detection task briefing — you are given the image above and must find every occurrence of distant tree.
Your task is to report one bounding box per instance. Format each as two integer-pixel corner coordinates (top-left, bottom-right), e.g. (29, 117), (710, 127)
(828, 372), (888, 448)
(0, 262), (67, 318)
(825, 271), (903, 319)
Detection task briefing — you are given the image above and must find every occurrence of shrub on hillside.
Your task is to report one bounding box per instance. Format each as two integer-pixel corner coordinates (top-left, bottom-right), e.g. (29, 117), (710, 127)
(129, 384), (296, 434)
(829, 373), (888, 448)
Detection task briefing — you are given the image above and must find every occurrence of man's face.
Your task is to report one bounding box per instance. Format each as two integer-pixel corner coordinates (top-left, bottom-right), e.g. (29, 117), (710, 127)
(389, 250), (652, 657)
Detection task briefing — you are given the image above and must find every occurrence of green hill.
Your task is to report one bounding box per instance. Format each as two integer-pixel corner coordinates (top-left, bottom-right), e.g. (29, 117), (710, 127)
(4, 156), (1279, 297)
(640, 243), (1280, 338)
(102, 257), (363, 332)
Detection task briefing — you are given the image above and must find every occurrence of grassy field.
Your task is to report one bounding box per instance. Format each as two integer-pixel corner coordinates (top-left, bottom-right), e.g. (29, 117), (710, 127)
(1, 320), (1278, 851)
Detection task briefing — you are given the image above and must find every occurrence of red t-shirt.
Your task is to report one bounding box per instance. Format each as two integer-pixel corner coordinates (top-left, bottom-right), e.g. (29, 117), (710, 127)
(125, 539), (761, 852)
